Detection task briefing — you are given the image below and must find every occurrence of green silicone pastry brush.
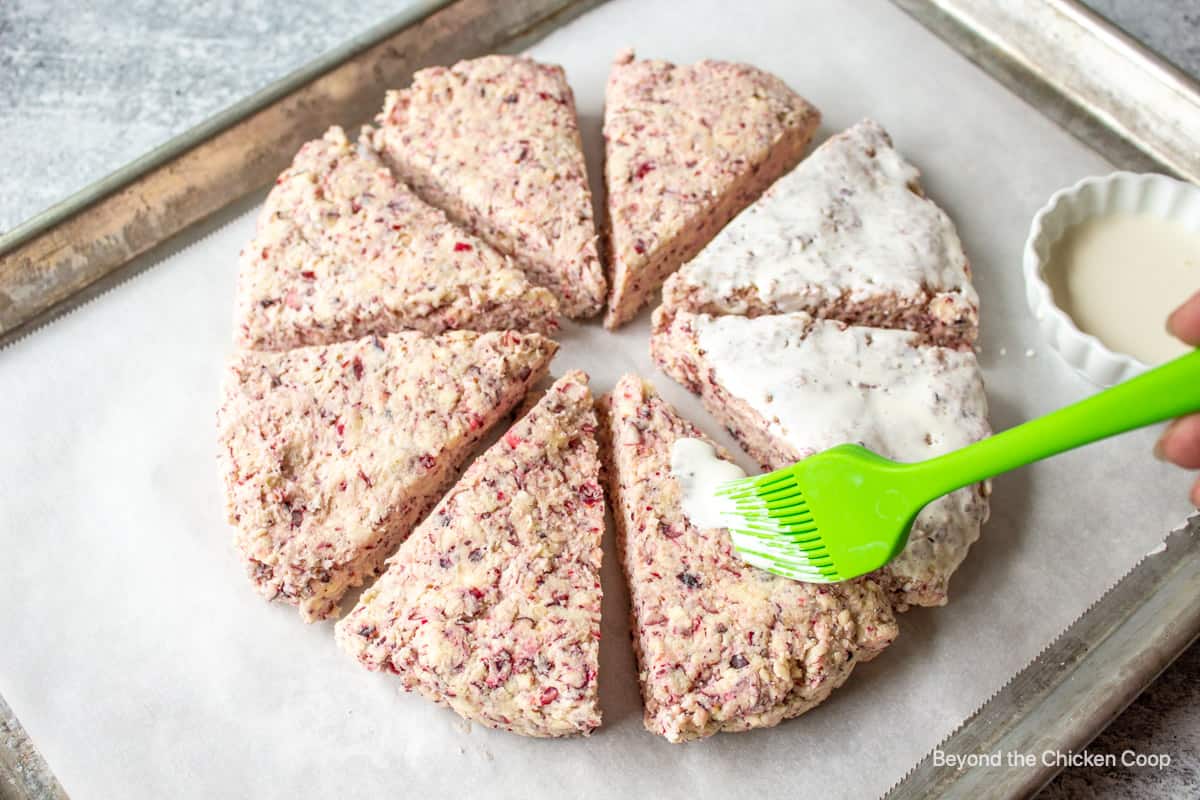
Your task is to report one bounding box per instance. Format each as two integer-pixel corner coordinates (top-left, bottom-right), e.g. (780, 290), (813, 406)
(716, 348), (1200, 584)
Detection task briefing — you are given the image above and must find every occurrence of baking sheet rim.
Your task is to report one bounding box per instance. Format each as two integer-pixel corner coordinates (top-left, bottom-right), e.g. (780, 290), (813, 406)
(2, 1), (1199, 798)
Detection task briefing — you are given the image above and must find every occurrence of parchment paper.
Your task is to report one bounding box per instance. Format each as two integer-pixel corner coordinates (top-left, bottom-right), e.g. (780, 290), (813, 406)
(1, 1), (1195, 797)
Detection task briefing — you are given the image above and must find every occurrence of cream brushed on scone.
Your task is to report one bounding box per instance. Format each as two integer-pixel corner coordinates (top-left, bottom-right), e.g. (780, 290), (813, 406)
(662, 120), (979, 348)
(651, 310), (991, 609)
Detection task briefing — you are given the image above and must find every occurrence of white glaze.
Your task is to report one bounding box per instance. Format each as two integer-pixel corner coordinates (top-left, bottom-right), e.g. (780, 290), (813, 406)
(1044, 213), (1199, 366)
(694, 314), (988, 461)
(678, 120), (976, 309)
(669, 437), (746, 531)
(691, 313), (991, 586)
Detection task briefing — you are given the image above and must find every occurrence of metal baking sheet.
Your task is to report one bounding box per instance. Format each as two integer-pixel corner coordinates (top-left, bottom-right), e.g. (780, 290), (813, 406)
(2, 1), (1198, 798)
(0, 0), (601, 349)
(894, 0), (1200, 183)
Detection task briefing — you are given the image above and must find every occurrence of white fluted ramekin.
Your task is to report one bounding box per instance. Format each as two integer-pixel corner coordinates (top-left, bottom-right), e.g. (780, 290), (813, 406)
(1024, 171), (1200, 387)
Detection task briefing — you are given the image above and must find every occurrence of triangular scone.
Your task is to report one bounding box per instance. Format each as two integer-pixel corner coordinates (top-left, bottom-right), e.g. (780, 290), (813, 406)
(651, 310), (991, 609)
(216, 330), (557, 622)
(234, 126), (558, 351)
(602, 50), (820, 329)
(337, 371), (604, 737)
(371, 56), (605, 319)
(661, 120), (978, 348)
(598, 375), (897, 742)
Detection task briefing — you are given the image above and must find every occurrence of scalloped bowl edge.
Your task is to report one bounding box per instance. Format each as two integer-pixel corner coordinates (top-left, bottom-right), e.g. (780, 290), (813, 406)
(1023, 172), (1200, 387)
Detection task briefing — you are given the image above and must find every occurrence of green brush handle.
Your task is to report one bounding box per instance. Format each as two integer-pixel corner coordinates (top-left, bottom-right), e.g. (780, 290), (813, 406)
(914, 348), (1200, 501)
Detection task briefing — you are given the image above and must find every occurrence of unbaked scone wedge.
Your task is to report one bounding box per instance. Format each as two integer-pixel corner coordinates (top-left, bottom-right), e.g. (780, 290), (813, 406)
(598, 375), (897, 742)
(371, 56), (605, 319)
(217, 329), (557, 622)
(234, 126), (558, 351)
(337, 371), (604, 737)
(660, 120), (978, 348)
(602, 50), (820, 329)
(651, 310), (991, 609)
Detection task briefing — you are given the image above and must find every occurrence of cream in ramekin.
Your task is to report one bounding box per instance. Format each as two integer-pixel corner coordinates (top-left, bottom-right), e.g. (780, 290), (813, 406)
(1024, 172), (1200, 386)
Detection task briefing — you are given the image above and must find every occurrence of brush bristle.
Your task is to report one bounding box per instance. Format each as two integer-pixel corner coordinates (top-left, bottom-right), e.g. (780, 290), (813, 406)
(720, 469), (838, 582)
(720, 462), (844, 582)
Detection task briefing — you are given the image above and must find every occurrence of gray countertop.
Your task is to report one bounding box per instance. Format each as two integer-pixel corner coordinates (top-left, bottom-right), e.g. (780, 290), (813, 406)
(1, 1), (1198, 797)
